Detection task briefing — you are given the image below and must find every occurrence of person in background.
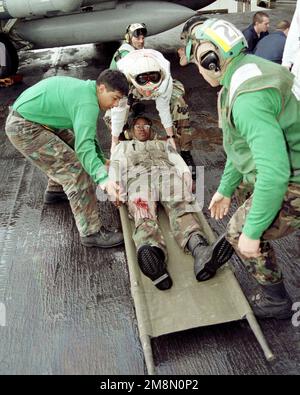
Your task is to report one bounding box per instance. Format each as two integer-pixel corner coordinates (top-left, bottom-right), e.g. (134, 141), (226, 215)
(243, 11), (270, 53)
(110, 23), (147, 70)
(254, 20), (290, 64)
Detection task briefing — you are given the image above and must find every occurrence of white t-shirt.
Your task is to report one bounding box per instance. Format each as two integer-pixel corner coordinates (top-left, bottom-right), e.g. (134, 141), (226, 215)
(282, 0), (300, 76)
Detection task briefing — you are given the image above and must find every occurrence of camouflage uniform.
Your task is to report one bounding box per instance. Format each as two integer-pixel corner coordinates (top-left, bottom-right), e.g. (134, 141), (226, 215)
(170, 79), (193, 151)
(227, 183), (300, 285)
(5, 110), (101, 237)
(110, 139), (204, 258)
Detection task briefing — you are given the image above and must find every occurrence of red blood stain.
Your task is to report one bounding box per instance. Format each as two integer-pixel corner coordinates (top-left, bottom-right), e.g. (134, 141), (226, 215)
(134, 198), (149, 210)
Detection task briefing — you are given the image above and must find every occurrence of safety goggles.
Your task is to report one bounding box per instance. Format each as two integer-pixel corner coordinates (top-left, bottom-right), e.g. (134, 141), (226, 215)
(134, 124), (151, 130)
(135, 71), (161, 86)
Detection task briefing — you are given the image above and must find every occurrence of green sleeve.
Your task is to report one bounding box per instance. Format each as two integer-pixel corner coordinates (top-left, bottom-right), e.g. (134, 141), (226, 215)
(218, 158), (243, 198)
(232, 89), (290, 239)
(73, 104), (109, 185)
(94, 138), (106, 164)
(110, 50), (130, 70)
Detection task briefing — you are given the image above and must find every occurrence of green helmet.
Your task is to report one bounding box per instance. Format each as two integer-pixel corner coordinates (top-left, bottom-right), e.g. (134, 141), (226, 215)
(185, 18), (248, 63)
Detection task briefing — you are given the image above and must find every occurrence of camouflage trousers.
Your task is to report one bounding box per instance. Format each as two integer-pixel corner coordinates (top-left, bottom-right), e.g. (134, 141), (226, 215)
(5, 110), (101, 237)
(126, 167), (204, 259)
(170, 79), (193, 151)
(226, 183), (300, 285)
(104, 80), (193, 151)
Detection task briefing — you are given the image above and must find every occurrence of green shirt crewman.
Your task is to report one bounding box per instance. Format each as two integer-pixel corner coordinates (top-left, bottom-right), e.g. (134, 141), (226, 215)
(184, 18), (300, 319)
(5, 69), (129, 248)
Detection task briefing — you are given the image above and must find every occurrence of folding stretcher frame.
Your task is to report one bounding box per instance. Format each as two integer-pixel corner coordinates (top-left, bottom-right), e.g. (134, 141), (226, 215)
(119, 205), (274, 375)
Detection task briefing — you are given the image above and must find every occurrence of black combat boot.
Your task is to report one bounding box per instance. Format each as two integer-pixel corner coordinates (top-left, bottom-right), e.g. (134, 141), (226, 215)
(81, 226), (124, 248)
(187, 233), (235, 281)
(251, 281), (293, 320)
(44, 190), (69, 204)
(137, 245), (173, 291)
(180, 151), (196, 180)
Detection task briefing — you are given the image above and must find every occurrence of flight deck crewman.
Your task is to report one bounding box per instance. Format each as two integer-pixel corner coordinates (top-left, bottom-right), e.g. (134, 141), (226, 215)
(110, 23), (148, 70)
(5, 69), (129, 248)
(184, 18), (300, 320)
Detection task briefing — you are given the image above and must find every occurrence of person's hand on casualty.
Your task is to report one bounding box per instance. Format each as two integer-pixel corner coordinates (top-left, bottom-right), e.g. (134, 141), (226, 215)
(98, 179), (123, 207)
(208, 191), (231, 220)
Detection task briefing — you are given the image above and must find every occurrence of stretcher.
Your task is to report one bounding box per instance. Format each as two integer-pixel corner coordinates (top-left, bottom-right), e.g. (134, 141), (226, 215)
(119, 205), (274, 375)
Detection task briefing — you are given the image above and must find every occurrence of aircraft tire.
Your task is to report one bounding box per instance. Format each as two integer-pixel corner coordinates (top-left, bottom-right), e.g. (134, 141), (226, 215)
(0, 33), (19, 78)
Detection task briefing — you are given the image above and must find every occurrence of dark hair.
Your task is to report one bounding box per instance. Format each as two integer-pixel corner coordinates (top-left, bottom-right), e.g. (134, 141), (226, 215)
(131, 116), (152, 128)
(96, 69), (129, 96)
(253, 11), (269, 24)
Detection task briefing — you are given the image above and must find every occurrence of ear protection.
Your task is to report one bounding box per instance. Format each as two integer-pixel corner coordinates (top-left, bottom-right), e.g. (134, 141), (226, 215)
(199, 50), (220, 71)
(124, 27), (131, 44)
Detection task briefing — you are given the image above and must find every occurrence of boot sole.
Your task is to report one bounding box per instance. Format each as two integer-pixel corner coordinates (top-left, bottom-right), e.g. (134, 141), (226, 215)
(81, 240), (124, 248)
(137, 247), (172, 290)
(196, 234), (234, 281)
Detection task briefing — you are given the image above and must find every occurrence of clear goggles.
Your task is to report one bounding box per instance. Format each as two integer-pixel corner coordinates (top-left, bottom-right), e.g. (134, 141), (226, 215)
(134, 124), (151, 130)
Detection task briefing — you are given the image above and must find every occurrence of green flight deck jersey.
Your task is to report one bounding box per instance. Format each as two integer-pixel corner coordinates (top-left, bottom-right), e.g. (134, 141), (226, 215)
(13, 76), (108, 186)
(217, 54), (300, 239)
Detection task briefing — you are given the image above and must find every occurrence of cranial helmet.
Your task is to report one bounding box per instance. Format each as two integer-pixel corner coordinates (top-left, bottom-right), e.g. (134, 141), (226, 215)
(185, 18), (248, 69)
(125, 23), (147, 44)
(128, 55), (164, 92)
(180, 15), (207, 43)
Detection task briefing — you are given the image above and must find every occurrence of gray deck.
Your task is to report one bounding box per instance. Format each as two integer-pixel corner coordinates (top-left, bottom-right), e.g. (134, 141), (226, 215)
(0, 6), (299, 375)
